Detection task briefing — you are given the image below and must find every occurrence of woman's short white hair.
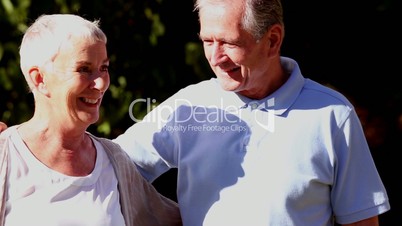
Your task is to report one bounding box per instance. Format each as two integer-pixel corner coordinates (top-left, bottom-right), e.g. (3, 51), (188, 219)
(19, 14), (107, 89)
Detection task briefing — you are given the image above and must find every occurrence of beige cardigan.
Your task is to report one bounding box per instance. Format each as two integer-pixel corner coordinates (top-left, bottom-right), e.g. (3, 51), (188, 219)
(0, 127), (182, 226)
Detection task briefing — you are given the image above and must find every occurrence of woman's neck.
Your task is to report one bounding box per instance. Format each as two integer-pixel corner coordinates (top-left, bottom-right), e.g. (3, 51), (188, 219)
(17, 119), (97, 176)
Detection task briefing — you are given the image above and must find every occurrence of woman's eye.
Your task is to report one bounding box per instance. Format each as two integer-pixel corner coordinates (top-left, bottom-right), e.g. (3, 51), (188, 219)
(77, 66), (91, 73)
(100, 65), (109, 72)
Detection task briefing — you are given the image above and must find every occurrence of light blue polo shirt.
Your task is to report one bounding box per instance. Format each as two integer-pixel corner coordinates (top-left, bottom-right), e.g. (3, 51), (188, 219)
(114, 57), (390, 226)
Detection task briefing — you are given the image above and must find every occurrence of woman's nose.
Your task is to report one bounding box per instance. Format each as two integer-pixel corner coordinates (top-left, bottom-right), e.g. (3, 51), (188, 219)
(91, 72), (110, 92)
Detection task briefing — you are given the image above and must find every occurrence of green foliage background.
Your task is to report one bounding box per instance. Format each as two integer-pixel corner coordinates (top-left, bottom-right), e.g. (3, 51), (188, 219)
(0, 0), (210, 138)
(0, 0), (401, 224)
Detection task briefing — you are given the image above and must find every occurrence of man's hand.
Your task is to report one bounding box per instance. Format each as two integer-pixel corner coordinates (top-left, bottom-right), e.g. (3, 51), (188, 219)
(0, 122), (7, 132)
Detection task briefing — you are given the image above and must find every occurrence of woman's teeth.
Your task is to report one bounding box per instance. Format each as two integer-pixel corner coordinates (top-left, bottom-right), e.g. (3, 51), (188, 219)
(82, 98), (98, 104)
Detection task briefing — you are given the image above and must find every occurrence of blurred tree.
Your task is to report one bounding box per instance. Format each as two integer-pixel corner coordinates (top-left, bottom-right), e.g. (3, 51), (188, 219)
(0, 0), (33, 124)
(0, 0), (210, 138)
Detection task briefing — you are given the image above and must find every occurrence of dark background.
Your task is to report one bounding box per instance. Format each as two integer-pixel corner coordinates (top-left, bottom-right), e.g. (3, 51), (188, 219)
(1, 0), (400, 224)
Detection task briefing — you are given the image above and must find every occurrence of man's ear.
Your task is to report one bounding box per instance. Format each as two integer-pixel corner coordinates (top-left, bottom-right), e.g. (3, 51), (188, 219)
(29, 67), (50, 96)
(264, 24), (284, 58)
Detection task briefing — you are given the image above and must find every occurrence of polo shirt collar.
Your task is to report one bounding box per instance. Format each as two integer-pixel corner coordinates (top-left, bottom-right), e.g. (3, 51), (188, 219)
(228, 57), (305, 116)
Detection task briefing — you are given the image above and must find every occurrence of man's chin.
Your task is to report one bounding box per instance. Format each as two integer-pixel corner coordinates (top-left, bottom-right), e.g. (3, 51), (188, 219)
(217, 78), (241, 92)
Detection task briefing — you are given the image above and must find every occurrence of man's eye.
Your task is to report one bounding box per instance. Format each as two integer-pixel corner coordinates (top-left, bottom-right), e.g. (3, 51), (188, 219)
(203, 40), (213, 46)
(226, 43), (238, 48)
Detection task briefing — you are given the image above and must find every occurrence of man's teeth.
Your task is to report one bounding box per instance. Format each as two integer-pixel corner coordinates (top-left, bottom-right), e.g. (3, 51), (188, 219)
(83, 98), (98, 104)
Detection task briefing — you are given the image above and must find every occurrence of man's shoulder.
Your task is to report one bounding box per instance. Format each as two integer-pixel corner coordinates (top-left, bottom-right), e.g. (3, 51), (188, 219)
(182, 78), (218, 91)
(303, 79), (353, 108)
(172, 78), (221, 100)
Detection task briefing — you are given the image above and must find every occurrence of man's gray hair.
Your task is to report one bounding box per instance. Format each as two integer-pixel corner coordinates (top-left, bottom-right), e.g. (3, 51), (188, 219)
(194, 0), (284, 40)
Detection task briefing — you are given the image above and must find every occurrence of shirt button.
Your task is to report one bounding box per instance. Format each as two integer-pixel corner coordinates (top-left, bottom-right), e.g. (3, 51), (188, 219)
(250, 102), (258, 110)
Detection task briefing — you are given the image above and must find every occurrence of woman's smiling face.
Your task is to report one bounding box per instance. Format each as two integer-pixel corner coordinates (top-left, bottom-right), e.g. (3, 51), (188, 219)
(43, 37), (110, 127)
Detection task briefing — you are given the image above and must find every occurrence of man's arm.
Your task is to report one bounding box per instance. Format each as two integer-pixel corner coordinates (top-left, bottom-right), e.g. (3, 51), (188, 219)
(342, 216), (379, 226)
(0, 122), (7, 132)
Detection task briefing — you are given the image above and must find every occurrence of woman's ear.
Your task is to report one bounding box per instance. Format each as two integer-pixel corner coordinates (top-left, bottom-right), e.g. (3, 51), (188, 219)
(29, 67), (50, 96)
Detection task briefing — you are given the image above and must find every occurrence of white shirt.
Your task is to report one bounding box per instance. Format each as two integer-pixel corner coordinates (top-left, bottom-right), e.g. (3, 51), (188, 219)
(5, 128), (125, 226)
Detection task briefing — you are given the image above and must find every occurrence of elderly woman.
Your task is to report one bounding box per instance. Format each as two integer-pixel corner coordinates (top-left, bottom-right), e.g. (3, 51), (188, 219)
(0, 14), (181, 226)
